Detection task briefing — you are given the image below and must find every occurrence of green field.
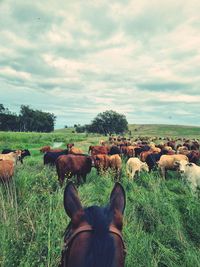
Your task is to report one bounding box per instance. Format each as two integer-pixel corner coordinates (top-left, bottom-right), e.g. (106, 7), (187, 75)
(129, 124), (200, 138)
(0, 125), (200, 267)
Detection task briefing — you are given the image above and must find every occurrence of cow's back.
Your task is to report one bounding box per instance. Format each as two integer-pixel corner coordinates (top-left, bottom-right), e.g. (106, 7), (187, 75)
(159, 154), (188, 169)
(0, 160), (14, 182)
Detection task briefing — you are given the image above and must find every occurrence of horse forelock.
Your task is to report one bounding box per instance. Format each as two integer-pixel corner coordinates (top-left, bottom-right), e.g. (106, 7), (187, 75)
(83, 206), (115, 267)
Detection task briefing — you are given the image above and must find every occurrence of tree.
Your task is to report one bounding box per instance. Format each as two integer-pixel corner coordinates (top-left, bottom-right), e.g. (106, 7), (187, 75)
(0, 104), (5, 113)
(75, 124), (86, 133)
(0, 104), (20, 131)
(19, 105), (56, 132)
(87, 110), (128, 135)
(0, 104), (56, 132)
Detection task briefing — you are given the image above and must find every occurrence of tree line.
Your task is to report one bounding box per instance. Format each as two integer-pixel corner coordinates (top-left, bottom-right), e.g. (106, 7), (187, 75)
(0, 104), (56, 132)
(75, 110), (128, 135)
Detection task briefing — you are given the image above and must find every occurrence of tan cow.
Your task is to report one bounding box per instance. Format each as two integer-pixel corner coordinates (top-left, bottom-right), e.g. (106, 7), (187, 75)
(0, 151), (21, 164)
(69, 147), (84, 155)
(158, 154), (188, 179)
(109, 154), (122, 180)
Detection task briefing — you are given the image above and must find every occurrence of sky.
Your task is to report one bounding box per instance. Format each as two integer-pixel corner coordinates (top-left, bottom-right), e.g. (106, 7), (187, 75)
(0, 0), (200, 128)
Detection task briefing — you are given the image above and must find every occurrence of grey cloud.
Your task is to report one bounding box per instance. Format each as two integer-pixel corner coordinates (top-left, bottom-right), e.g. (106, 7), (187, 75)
(1, 1), (200, 128)
(124, 4), (185, 42)
(137, 82), (191, 92)
(81, 4), (118, 39)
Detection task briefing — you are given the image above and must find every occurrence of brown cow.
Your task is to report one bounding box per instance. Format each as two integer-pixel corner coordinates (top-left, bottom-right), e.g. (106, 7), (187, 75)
(121, 146), (135, 158)
(40, 146), (51, 153)
(67, 143), (74, 149)
(93, 154), (110, 173)
(88, 146), (109, 156)
(56, 154), (92, 186)
(40, 146), (65, 153)
(0, 160), (14, 182)
(140, 147), (161, 162)
(67, 143), (84, 154)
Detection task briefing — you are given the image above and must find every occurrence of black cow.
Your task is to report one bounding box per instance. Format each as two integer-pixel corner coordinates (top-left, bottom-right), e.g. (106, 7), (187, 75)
(145, 149), (168, 172)
(108, 145), (121, 155)
(1, 149), (31, 164)
(44, 150), (68, 166)
(134, 145), (150, 157)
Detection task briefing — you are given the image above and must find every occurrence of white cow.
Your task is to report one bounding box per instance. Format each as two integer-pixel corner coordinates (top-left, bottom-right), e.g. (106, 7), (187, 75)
(175, 159), (200, 193)
(126, 157), (149, 179)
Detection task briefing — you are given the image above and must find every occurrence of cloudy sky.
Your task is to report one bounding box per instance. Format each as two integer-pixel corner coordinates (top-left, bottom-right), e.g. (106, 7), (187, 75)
(0, 0), (200, 128)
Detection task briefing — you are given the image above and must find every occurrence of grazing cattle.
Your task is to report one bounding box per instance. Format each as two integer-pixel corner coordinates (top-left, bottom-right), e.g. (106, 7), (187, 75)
(126, 157), (149, 179)
(109, 154), (122, 180)
(40, 146), (65, 153)
(183, 141), (200, 150)
(99, 140), (108, 146)
(88, 145), (109, 156)
(2, 149), (31, 163)
(69, 147), (84, 155)
(108, 145), (121, 156)
(187, 150), (200, 164)
(177, 146), (189, 155)
(140, 150), (160, 162)
(145, 150), (170, 172)
(174, 160), (200, 193)
(121, 146), (135, 158)
(56, 154), (92, 186)
(0, 160), (14, 182)
(134, 146), (150, 158)
(20, 149), (31, 163)
(93, 154), (110, 173)
(166, 141), (176, 150)
(66, 143), (74, 149)
(60, 182), (126, 267)
(40, 146), (51, 153)
(0, 151), (21, 164)
(158, 154), (188, 179)
(50, 149), (65, 153)
(44, 150), (68, 166)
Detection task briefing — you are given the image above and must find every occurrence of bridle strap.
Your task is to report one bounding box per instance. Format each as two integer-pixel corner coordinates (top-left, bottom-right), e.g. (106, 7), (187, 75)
(64, 225), (93, 248)
(109, 225), (126, 254)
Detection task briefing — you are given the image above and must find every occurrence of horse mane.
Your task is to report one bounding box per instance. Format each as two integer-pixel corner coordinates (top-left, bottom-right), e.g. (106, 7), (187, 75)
(84, 206), (115, 267)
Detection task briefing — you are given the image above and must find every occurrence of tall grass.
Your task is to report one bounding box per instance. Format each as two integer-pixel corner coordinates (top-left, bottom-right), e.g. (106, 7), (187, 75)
(0, 130), (200, 266)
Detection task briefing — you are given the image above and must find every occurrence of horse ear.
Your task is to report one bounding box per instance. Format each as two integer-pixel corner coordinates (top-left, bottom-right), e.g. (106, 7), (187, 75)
(110, 182), (126, 215)
(64, 182), (83, 219)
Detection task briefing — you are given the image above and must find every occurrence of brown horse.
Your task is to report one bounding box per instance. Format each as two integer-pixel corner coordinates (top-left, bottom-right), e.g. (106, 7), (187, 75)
(60, 182), (126, 267)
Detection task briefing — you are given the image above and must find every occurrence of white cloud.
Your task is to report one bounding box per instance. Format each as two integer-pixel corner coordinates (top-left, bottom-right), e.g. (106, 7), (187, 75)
(0, 67), (31, 80)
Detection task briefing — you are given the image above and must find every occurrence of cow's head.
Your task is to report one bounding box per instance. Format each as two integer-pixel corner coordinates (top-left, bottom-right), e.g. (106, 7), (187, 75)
(141, 162), (149, 172)
(67, 143), (74, 149)
(15, 150), (22, 161)
(174, 160), (192, 174)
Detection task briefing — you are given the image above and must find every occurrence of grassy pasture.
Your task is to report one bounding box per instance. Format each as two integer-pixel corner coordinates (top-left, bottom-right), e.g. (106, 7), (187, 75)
(0, 125), (200, 267)
(129, 124), (200, 139)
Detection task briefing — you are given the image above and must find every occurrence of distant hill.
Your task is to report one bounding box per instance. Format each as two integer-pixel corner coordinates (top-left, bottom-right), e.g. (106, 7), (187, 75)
(128, 124), (200, 138)
(55, 124), (200, 138)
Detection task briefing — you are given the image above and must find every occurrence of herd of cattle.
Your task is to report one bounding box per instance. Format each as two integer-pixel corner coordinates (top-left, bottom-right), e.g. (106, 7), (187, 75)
(0, 136), (200, 192)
